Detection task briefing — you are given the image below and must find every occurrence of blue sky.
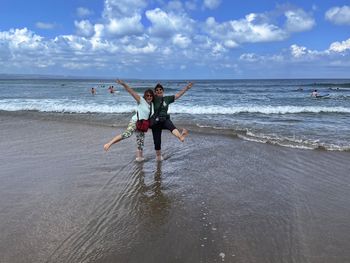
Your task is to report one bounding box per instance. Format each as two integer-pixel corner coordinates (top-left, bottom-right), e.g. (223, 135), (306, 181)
(0, 0), (350, 79)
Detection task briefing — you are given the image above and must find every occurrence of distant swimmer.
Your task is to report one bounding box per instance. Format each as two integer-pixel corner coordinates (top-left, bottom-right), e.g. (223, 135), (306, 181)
(311, 89), (318, 97)
(91, 87), (96, 95)
(296, 87), (303, 91)
(108, 86), (115, 94)
(311, 89), (330, 98)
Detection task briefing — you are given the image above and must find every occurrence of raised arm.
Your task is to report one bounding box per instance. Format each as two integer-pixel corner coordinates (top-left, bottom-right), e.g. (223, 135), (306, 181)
(175, 82), (193, 100)
(116, 79), (141, 102)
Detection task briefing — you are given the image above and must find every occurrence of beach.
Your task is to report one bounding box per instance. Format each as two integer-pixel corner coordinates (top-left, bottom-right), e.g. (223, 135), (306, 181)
(1, 112), (350, 263)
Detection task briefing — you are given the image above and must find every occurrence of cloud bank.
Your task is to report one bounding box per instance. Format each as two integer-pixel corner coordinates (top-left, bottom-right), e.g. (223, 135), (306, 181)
(0, 1), (349, 78)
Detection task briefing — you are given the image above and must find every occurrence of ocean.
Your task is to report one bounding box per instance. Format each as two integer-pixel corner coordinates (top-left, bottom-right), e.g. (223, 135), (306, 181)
(1, 78), (350, 151)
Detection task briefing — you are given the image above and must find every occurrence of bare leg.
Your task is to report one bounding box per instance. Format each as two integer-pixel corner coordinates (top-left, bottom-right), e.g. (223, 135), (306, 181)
(156, 150), (163, 161)
(171, 128), (189, 142)
(104, 134), (122, 151)
(181, 128), (189, 138)
(136, 149), (145, 162)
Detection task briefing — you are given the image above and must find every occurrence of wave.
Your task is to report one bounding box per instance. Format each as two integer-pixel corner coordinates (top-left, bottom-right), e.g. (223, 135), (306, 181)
(170, 105), (350, 114)
(304, 82), (350, 88)
(192, 125), (350, 152)
(237, 130), (350, 151)
(0, 99), (136, 114)
(1, 99), (350, 115)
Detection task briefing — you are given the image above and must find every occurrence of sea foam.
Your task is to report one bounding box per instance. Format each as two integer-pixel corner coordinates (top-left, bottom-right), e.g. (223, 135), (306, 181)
(1, 99), (350, 115)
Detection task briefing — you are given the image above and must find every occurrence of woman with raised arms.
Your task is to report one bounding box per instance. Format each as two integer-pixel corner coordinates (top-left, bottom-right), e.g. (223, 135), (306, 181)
(104, 79), (154, 162)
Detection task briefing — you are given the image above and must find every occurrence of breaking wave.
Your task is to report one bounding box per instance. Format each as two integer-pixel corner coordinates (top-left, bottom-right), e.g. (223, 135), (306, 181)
(1, 99), (350, 115)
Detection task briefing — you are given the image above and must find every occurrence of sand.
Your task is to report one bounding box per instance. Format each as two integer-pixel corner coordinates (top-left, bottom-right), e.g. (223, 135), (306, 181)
(1, 113), (350, 263)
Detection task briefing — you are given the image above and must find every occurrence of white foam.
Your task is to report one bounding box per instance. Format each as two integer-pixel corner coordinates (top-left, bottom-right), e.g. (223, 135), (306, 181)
(1, 99), (350, 115)
(238, 131), (350, 151)
(170, 105), (350, 115)
(0, 99), (135, 113)
(219, 252), (225, 261)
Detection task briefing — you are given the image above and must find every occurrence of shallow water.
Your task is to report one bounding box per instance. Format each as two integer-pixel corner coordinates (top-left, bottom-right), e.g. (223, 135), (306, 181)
(1, 115), (350, 262)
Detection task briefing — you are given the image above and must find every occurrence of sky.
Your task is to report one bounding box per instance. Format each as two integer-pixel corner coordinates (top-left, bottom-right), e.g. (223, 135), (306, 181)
(0, 0), (350, 79)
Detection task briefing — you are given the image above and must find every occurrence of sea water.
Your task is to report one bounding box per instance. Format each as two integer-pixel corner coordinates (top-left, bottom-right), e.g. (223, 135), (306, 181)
(1, 78), (350, 151)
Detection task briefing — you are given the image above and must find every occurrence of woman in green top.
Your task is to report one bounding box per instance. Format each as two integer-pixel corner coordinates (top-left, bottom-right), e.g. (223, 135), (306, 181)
(152, 82), (193, 161)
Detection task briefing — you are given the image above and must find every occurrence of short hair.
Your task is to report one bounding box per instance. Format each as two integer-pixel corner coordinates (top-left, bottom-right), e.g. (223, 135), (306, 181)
(154, 83), (164, 91)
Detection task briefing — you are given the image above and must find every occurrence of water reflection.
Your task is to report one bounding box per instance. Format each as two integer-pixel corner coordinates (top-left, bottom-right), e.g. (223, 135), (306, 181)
(135, 161), (171, 226)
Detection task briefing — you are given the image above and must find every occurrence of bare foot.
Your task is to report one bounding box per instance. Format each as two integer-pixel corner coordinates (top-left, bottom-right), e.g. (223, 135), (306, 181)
(104, 143), (111, 151)
(156, 155), (164, 161)
(180, 128), (189, 142)
(135, 157), (145, 162)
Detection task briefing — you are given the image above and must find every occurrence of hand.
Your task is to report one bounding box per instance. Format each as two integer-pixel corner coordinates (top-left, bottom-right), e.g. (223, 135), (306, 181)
(116, 79), (124, 85)
(186, 82), (193, 90)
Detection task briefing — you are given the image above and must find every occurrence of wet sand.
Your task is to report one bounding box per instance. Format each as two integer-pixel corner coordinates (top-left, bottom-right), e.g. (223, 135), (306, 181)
(1, 113), (350, 263)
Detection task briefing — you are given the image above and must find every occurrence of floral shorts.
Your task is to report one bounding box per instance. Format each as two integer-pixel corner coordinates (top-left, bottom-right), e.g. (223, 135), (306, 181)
(121, 121), (145, 150)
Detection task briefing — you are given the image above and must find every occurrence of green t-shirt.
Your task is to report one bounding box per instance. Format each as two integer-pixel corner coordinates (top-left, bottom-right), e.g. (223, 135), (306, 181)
(153, 95), (175, 118)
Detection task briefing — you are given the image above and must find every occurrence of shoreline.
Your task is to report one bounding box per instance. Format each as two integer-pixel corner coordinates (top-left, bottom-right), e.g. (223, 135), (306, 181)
(1, 110), (349, 152)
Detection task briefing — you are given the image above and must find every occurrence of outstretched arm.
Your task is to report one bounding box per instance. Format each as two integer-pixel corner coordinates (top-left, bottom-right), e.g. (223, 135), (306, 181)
(116, 79), (141, 102)
(175, 82), (193, 100)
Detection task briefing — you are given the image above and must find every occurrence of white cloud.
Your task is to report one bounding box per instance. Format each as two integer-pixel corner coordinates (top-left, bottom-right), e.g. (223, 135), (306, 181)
(290, 44), (308, 58)
(100, 0), (146, 37)
(74, 20), (94, 37)
(0, 28), (43, 49)
(172, 34), (192, 48)
(106, 15), (144, 36)
(239, 53), (259, 62)
(325, 6), (350, 25)
(287, 39), (350, 61)
(329, 38), (350, 52)
(36, 22), (55, 30)
(2, 1), (349, 78)
(204, 7), (316, 48)
(146, 8), (195, 38)
(284, 9), (315, 32)
(203, 0), (221, 10)
(239, 53), (283, 63)
(124, 43), (157, 54)
(211, 43), (226, 56)
(224, 40), (238, 48)
(204, 14), (287, 45)
(77, 7), (93, 18)
(53, 35), (89, 51)
(103, 0), (147, 19)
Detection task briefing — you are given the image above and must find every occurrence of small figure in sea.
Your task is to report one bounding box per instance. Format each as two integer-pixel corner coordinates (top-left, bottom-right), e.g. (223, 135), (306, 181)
(91, 87), (96, 95)
(311, 89), (318, 97)
(296, 87), (303, 91)
(108, 86), (115, 94)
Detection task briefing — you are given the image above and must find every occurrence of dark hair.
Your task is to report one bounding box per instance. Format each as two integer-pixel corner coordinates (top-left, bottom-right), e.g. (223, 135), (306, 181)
(143, 89), (154, 100)
(154, 83), (164, 91)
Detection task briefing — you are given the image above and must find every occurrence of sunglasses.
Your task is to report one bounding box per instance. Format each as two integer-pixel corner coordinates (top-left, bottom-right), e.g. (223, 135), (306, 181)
(146, 94), (153, 97)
